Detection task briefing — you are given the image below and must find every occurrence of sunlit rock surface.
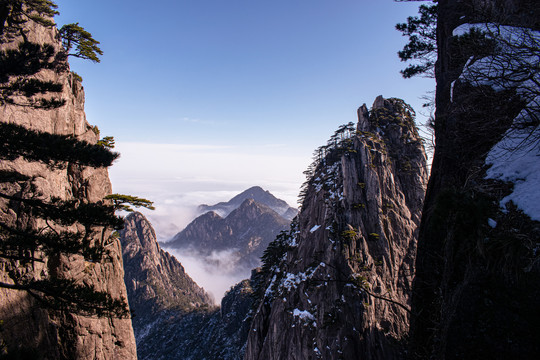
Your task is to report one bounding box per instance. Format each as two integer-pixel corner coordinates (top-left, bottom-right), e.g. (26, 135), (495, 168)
(246, 97), (428, 360)
(0, 19), (136, 359)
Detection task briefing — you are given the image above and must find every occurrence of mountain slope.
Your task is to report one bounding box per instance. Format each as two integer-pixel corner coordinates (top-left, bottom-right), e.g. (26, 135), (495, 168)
(120, 212), (213, 336)
(246, 97), (428, 360)
(168, 198), (290, 270)
(198, 186), (297, 220)
(120, 212), (253, 360)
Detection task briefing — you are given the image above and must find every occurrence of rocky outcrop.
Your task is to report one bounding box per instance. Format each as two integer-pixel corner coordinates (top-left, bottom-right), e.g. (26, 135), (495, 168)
(169, 197), (291, 271)
(0, 18), (136, 360)
(409, 1), (540, 358)
(120, 212), (213, 337)
(245, 97), (428, 360)
(199, 186), (298, 220)
(132, 277), (254, 360)
(120, 212), (253, 360)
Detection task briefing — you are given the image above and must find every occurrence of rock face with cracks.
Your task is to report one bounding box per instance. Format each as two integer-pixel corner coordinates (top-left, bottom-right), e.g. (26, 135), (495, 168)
(120, 212), (253, 360)
(245, 97), (428, 360)
(120, 212), (213, 337)
(0, 19), (137, 359)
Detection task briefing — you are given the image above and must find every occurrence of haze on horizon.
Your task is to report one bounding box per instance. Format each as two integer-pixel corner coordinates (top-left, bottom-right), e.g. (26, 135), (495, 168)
(53, 0), (434, 240)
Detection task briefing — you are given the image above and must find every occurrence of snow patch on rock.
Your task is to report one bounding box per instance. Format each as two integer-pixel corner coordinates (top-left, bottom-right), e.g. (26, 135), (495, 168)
(486, 127), (540, 221)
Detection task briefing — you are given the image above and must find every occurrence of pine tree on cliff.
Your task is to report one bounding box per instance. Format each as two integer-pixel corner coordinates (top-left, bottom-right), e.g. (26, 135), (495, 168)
(0, 0), (152, 317)
(0, 0), (102, 107)
(59, 22), (103, 62)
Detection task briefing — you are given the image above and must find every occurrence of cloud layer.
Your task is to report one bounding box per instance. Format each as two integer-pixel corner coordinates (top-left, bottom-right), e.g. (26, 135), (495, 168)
(109, 141), (309, 241)
(164, 247), (251, 303)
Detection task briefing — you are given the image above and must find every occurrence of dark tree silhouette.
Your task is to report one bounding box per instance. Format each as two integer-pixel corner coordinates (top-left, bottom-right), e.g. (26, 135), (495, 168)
(396, 1), (437, 78)
(59, 22), (103, 62)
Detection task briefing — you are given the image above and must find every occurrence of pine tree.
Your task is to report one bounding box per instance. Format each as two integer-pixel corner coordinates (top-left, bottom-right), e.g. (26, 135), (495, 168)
(59, 22), (103, 62)
(0, 1), (101, 107)
(396, 1), (437, 78)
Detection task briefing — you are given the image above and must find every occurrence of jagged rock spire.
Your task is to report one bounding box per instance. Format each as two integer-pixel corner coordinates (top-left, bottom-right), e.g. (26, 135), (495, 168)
(245, 97), (428, 360)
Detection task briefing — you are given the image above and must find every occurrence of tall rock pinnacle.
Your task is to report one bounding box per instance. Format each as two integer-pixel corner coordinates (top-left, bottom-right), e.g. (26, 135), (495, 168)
(245, 97), (428, 360)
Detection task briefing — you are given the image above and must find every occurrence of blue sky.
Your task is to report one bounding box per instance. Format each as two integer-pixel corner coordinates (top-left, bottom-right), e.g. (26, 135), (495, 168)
(54, 0), (434, 239)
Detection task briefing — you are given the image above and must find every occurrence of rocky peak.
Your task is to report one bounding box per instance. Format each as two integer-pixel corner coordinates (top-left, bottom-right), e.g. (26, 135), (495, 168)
(229, 186), (279, 204)
(123, 212), (160, 255)
(121, 214), (255, 360)
(168, 195), (290, 271)
(199, 210), (224, 223)
(229, 198), (276, 222)
(198, 186), (297, 220)
(120, 212), (213, 328)
(245, 97), (428, 360)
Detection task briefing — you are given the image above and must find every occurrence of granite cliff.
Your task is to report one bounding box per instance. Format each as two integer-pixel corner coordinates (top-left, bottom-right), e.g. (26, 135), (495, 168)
(120, 212), (253, 360)
(245, 97), (428, 360)
(120, 212), (213, 335)
(0, 13), (136, 360)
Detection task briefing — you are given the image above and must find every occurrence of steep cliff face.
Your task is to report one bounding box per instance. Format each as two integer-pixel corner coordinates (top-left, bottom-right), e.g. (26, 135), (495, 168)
(245, 97), (428, 360)
(410, 1), (540, 358)
(120, 212), (253, 360)
(0, 19), (136, 359)
(120, 212), (213, 337)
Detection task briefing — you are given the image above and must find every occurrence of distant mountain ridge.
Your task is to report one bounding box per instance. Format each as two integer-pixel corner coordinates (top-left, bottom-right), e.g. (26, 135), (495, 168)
(198, 186), (298, 220)
(120, 212), (213, 332)
(119, 212), (252, 360)
(168, 197), (290, 270)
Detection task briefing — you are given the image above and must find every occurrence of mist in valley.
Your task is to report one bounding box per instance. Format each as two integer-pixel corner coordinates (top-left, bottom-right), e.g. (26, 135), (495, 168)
(164, 247), (254, 302)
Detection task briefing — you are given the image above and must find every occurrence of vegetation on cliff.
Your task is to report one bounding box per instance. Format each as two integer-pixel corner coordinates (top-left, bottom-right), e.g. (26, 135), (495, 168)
(246, 97), (427, 360)
(396, 1), (437, 78)
(0, 0), (153, 337)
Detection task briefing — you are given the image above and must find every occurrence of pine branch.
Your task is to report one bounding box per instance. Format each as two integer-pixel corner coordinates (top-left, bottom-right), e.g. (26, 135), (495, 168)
(0, 191), (124, 229)
(0, 122), (119, 168)
(0, 221), (108, 262)
(104, 194), (155, 211)
(396, 2), (437, 78)
(59, 23), (103, 63)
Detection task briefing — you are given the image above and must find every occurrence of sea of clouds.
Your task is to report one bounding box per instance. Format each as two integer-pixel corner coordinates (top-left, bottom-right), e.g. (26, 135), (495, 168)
(109, 141), (309, 300)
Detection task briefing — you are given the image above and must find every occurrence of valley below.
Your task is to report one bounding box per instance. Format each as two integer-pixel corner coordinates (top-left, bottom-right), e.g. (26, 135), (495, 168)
(1, 1), (539, 359)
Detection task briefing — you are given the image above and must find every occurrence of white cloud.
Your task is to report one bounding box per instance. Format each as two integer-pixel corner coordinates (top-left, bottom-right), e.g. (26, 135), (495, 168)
(109, 141), (310, 240)
(164, 247), (250, 303)
(180, 117), (217, 125)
